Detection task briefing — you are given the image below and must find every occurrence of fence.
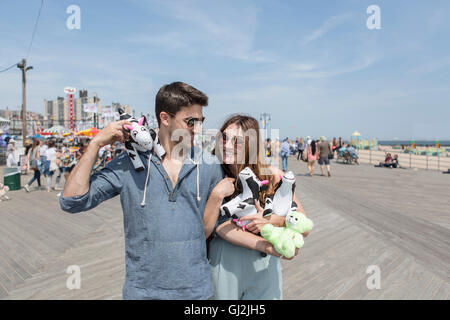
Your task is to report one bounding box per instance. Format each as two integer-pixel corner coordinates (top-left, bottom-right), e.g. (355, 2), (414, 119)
(356, 149), (450, 171)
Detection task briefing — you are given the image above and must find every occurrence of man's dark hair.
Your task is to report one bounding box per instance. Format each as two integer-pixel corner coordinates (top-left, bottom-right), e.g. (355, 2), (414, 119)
(155, 81), (208, 126)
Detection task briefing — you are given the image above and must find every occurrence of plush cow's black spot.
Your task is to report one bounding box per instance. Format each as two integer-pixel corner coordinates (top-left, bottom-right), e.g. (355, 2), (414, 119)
(237, 203), (246, 210)
(223, 207), (231, 217)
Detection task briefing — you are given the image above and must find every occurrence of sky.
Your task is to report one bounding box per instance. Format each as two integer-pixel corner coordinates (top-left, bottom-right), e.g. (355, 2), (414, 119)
(1, 0), (449, 140)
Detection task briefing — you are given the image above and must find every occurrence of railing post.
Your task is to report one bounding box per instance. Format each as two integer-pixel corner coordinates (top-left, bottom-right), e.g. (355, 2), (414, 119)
(409, 152), (411, 168)
(438, 152), (440, 171)
(426, 154), (428, 170)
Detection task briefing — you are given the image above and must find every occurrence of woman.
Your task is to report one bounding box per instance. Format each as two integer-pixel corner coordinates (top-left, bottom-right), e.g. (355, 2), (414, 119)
(24, 139), (41, 192)
(204, 114), (310, 300)
(297, 137), (305, 160)
(43, 140), (58, 192)
(307, 139), (319, 176)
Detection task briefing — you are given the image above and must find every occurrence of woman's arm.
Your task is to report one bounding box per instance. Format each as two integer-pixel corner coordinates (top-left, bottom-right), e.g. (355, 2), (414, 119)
(216, 220), (282, 257)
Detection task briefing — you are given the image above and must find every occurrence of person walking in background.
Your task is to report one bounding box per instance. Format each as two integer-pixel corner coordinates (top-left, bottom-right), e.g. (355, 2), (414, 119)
(318, 136), (332, 177)
(6, 138), (16, 167)
(54, 147), (68, 192)
(338, 137), (343, 150)
(280, 138), (290, 172)
(24, 139), (41, 192)
(43, 140), (58, 192)
(307, 139), (318, 176)
(38, 140), (48, 174)
(297, 137), (305, 160)
(265, 138), (272, 157)
(331, 137), (338, 156)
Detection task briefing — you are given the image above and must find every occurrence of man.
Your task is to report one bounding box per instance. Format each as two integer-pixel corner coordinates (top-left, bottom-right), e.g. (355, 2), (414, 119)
(280, 138), (290, 172)
(317, 136), (332, 177)
(60, 82), (223, 299)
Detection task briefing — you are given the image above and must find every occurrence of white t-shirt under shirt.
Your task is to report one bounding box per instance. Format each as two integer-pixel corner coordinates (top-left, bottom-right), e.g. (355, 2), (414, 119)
(44, 147), (57, 161)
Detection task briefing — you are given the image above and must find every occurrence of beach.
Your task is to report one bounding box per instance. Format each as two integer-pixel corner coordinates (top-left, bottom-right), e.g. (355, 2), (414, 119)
(0, 158), (449, 299)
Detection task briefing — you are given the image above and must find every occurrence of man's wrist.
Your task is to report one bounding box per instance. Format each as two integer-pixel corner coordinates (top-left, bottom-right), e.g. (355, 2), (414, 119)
(211, 190), (225, 202)
(88, 140), (102, 152)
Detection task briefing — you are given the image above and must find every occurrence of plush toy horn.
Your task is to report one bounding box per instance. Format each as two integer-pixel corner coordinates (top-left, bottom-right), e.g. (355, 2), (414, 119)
(138, 116), (146, 126)
(124, 124), (134, 131)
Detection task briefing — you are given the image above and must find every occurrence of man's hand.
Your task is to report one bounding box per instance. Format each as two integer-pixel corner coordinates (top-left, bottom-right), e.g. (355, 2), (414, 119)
(91, 120), (132, 148)
(211, 177), (235, 200)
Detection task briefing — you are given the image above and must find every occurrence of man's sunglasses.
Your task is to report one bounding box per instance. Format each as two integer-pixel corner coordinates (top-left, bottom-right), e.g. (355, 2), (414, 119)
(168, 112), (205, 127)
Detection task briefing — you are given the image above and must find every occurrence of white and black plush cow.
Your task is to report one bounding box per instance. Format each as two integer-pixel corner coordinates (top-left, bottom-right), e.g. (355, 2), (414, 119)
(263, 170), (297, 217)
(118, 108), (165, 171)
(220, 167), (269, 230)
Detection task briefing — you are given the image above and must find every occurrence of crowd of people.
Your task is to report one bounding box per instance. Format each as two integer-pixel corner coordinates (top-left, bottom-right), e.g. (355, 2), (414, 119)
(3, 136), (125, 194)
(274, 136), (347, 177)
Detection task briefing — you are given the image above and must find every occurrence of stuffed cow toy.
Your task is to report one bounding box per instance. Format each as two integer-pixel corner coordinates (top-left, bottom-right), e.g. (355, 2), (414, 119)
(220, 167), (268, 231)
(118, 108), (165, 171)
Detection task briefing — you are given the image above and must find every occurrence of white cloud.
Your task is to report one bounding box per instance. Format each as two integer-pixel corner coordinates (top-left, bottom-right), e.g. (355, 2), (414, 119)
(301, 13), (353, 45)
(143, 0), (274, 63)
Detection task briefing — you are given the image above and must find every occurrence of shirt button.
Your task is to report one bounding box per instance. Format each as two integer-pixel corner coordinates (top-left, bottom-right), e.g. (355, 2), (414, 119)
(166, 176), (170, 180)
(157, 161), (160, 165)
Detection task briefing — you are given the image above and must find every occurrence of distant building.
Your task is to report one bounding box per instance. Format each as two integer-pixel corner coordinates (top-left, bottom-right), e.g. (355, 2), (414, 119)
(44, 90), (102, 129)
(0, 107), (44, 135)
(99, 102), (133, 128)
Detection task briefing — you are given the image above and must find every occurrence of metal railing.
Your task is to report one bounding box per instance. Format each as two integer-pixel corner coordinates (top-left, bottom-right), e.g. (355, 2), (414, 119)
(356, 149), (450, 171)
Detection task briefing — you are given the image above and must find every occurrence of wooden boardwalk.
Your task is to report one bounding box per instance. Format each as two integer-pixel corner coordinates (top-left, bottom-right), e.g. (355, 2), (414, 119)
(0, 159), (449, 299)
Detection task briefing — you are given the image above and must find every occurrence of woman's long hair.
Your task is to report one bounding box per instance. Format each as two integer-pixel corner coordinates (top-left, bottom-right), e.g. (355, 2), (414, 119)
(213, 114), (278, 204)
(311, 140), (317, 155)
(31, 139), (39, 151)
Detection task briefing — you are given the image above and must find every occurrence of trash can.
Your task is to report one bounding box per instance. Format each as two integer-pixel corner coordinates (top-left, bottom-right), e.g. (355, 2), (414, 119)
(3, 167), (21, 191)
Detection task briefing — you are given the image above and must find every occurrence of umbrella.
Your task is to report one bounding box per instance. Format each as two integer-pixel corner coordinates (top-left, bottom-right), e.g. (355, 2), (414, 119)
(76, 127), (100, 137)
(44, 125), (71, 135)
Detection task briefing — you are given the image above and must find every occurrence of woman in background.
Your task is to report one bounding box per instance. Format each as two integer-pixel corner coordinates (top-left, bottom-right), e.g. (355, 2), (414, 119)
(24, 139), (41, 192)
(307, 139), (319, 176)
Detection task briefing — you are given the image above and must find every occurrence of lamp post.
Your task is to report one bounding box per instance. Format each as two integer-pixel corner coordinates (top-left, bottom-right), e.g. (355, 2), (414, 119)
(17, 59), (33, 139)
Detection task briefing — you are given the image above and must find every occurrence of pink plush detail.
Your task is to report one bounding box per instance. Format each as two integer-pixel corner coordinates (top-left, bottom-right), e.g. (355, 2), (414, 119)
(138, 117), (145, 126)
(124, 124), (133, 131)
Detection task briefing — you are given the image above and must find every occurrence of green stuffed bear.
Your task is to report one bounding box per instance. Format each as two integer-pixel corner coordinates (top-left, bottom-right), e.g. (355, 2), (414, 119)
(261, 211), (313, 259)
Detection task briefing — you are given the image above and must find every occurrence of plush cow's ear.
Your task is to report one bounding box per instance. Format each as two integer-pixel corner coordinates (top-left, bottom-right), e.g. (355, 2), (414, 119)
(124, 124), (133, 131)
(138, 116), (146, 126)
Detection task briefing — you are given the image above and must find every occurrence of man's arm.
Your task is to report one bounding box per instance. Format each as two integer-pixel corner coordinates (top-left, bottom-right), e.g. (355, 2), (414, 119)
(63, 120), (130, 198)
(203, 177), (235, 239)
(60, 120), (131, 213)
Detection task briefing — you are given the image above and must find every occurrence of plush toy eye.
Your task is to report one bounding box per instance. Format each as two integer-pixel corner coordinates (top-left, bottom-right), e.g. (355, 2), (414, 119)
(140, 127), (146, 131)
(132, 130), (137, 137)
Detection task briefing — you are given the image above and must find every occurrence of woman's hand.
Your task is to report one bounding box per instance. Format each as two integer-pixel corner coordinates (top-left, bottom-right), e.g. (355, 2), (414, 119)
(238, 201), (269, 234)
(211, 177), (235, 200)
